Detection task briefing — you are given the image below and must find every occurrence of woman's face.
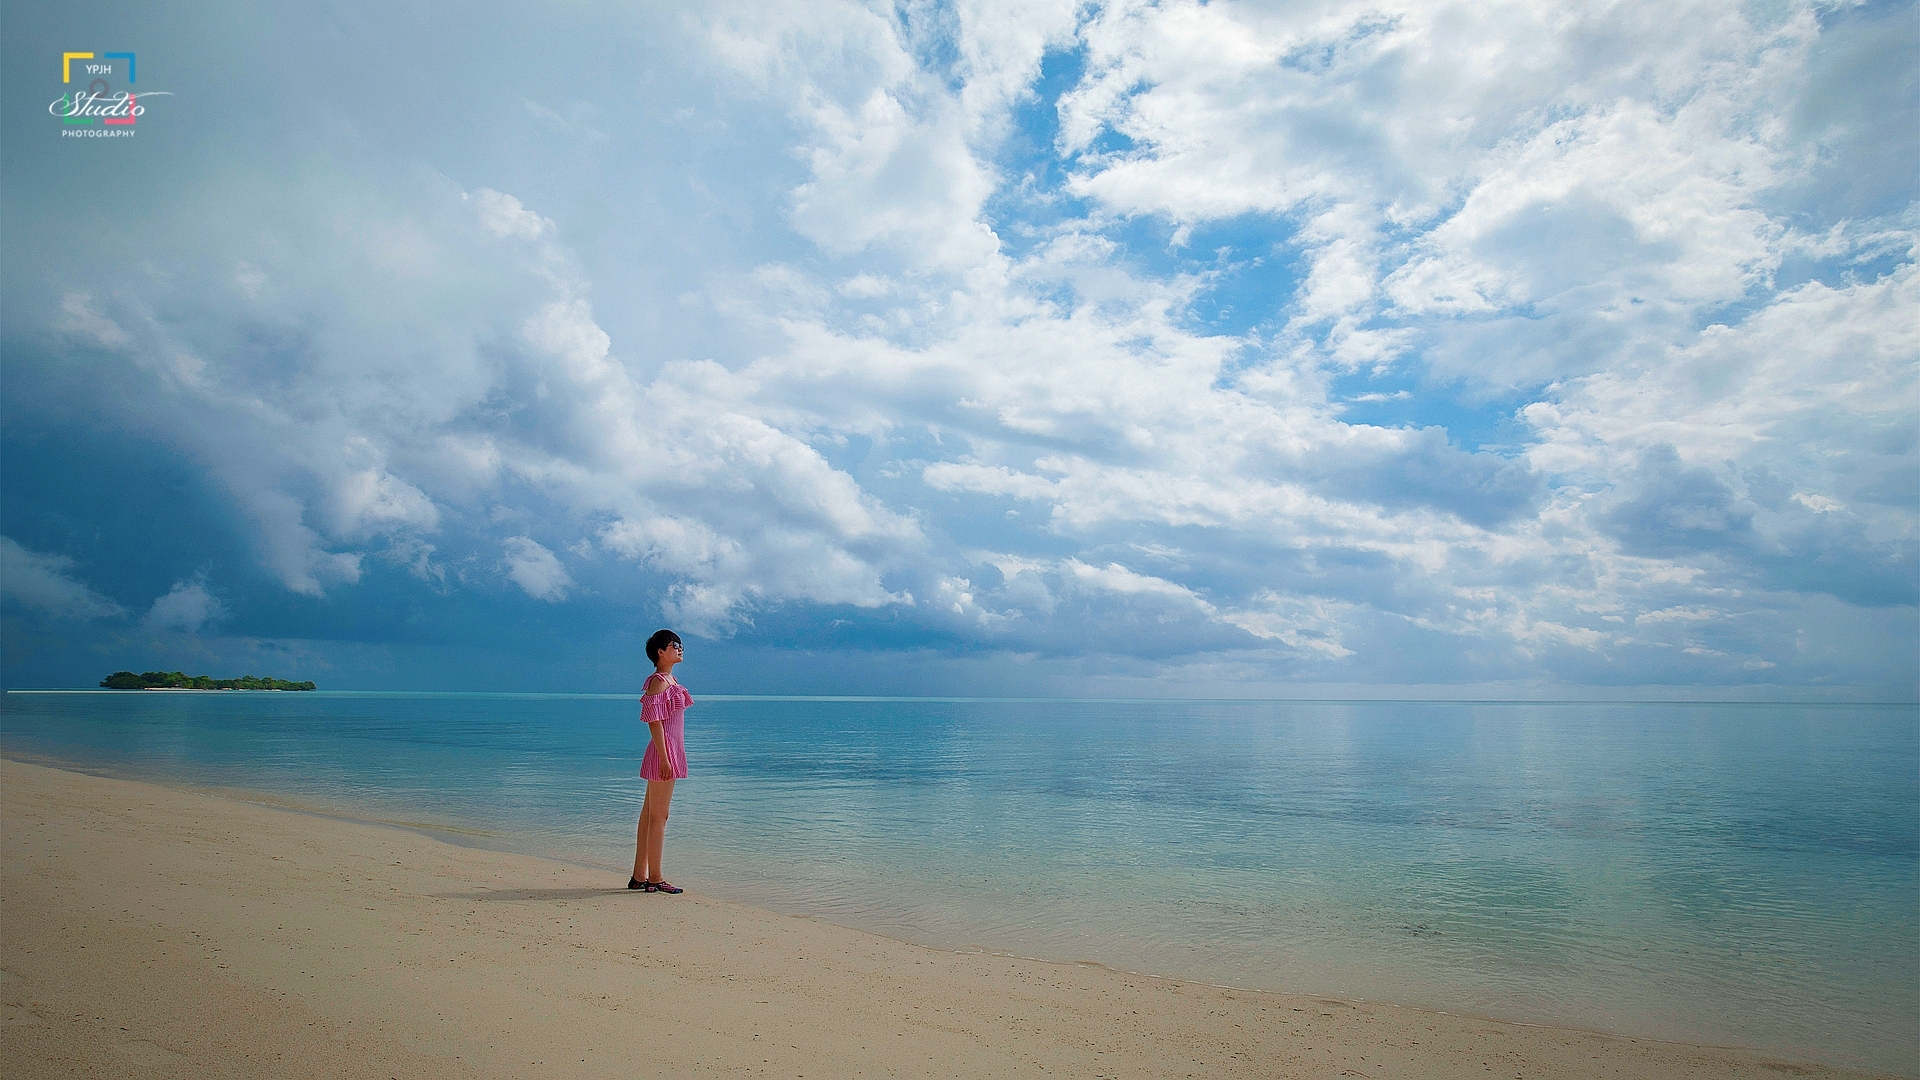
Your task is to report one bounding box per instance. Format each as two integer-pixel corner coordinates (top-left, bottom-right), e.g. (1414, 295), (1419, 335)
(659, 641), (684, 667)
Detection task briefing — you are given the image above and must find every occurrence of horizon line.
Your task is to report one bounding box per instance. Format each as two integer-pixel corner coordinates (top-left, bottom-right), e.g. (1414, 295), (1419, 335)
(6, 689), (1914, 707)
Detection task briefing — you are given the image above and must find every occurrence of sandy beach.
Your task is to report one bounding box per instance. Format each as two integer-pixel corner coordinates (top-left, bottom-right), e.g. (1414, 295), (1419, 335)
(0, 758), (1889, 1079)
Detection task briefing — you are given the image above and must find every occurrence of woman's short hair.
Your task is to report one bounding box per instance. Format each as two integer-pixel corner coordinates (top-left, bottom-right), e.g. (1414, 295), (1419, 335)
(645, 629), (682, 664)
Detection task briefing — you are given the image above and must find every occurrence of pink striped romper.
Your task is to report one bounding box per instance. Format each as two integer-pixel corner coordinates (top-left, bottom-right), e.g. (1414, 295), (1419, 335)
(639, 677), (692, 780)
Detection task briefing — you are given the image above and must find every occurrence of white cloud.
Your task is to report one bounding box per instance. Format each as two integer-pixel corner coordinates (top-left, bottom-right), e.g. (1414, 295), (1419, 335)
(57, 293), (131, 349)
(143, 579), (228, 634)
(249, 491), (366, 597)
(469, 187), (554, 241)
(1048, 0), (1851, 391)
(501, 537), (573, 602)
(1218, 592), (1356, 658)
(1064, 558), (1211, 605)
(1636, 606), (1721, 625)
(328, 464), (441, 539)
(0, 538), (127, 621)
(923, 462), (1059, 501)
(707, 0), (1077, 267)
(1522, 262), (1918, 610)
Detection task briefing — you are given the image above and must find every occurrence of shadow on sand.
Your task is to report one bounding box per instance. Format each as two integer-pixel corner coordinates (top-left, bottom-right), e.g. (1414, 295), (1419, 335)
(432, 887), (641, 902)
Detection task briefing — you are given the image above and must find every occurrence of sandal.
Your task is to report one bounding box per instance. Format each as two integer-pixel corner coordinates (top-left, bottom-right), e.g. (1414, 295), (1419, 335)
(653, 881), (683, 894)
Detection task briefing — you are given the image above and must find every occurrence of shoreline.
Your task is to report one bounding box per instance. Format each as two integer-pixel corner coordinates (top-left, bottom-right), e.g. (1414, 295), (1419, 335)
(2, 757), (1892, 1079)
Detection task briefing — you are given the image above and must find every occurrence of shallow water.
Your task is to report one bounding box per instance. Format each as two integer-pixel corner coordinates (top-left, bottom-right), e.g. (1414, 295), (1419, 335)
(3, 692), (1914, 1073)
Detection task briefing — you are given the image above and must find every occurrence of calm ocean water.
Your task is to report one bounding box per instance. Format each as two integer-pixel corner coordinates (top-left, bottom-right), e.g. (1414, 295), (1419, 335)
(2, 692), (1914, 1073)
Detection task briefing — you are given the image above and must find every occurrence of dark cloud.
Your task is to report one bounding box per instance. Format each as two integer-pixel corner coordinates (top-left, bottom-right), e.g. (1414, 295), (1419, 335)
(1598, 445), (1755, 557)
(1318, 428), (1544, 528)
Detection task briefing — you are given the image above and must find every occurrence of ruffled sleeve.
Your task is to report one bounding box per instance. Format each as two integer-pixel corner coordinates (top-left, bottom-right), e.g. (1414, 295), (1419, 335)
(640, 690), (670, 722)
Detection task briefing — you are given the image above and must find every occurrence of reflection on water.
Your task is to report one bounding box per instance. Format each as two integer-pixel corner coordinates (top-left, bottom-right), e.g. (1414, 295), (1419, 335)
(3, 692), (1914, 1073)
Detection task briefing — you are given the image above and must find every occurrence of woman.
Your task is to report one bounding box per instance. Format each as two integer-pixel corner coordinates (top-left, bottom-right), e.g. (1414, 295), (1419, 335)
(630, 628), (692, 894)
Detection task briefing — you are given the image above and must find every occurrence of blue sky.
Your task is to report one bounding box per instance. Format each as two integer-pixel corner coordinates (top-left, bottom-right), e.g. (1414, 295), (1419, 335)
(2, 0), (1914, 697)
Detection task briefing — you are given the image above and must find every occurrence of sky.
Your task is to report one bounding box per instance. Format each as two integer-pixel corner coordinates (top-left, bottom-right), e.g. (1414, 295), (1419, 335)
(1, 0), (1914, 698)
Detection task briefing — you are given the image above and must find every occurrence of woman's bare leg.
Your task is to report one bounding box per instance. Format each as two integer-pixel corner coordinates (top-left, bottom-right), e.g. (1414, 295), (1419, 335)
(637, 787), (660, 880)
(635, 779), (674, 881)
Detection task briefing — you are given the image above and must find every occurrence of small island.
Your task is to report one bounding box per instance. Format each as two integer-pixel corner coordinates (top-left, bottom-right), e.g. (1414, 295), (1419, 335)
(100, 671), (318, 691)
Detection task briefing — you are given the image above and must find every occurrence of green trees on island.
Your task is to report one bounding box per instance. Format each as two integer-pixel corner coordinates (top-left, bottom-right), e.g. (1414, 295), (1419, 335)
(99, 671), (317, 691)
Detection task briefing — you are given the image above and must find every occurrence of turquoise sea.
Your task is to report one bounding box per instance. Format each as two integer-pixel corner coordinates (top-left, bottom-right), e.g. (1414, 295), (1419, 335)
(2, 692), (1914, 1074)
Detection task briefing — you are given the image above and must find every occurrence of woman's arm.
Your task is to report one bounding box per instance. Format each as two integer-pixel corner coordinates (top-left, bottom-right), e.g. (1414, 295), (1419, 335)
(643, 673), (672, 780)
(647, 720), (672, 780)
